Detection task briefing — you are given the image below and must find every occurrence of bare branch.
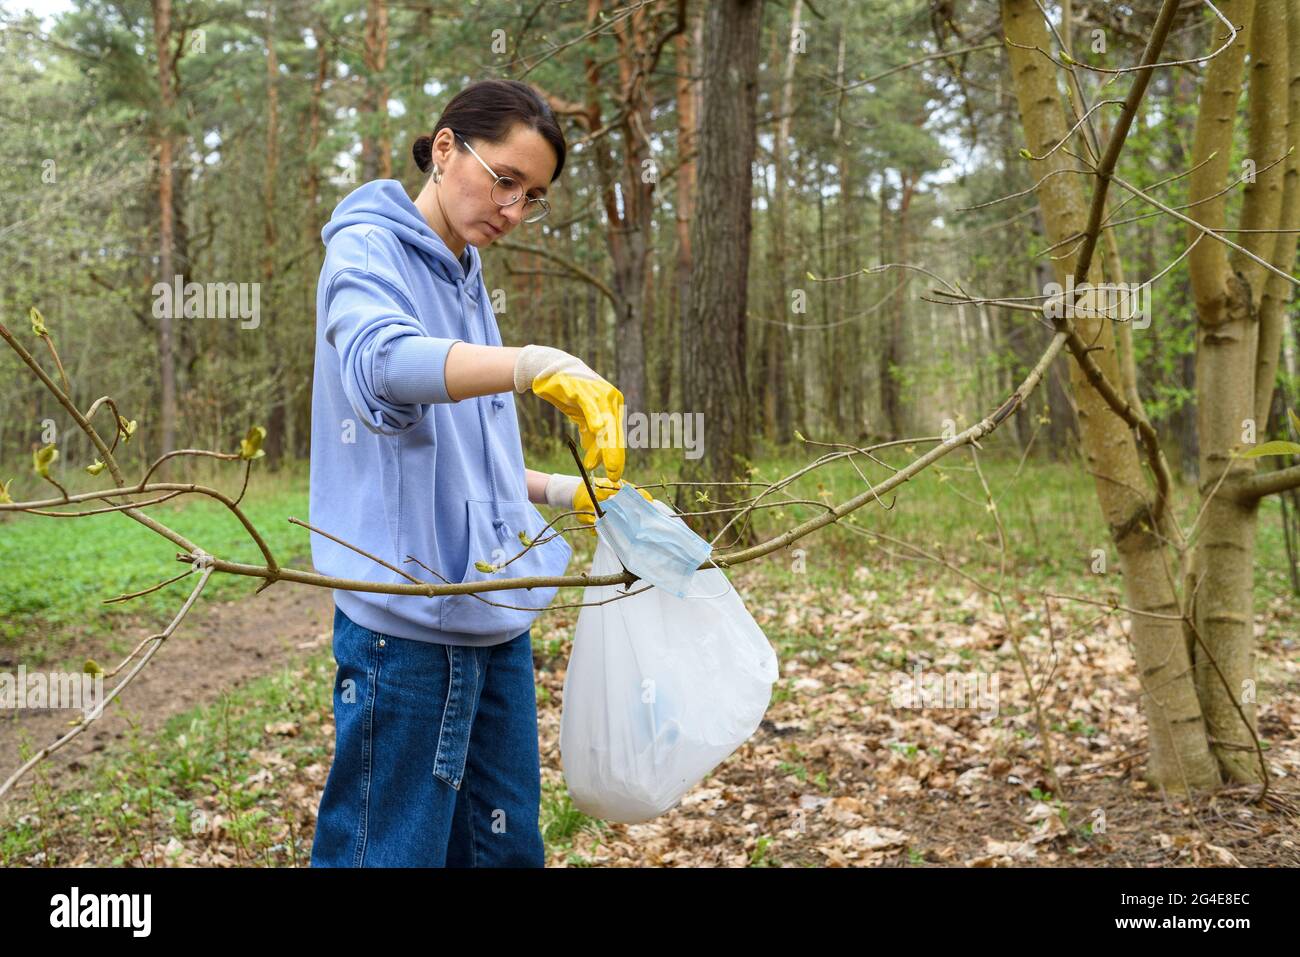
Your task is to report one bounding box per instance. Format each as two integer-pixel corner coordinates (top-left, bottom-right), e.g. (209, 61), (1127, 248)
(1237, 464), (1300, 501)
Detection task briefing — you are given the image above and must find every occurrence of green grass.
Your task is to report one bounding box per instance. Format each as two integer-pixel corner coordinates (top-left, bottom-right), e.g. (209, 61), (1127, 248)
(0, 651), (335, 867)
(0, 463), (313, 666)
(539, 777), (610, 866)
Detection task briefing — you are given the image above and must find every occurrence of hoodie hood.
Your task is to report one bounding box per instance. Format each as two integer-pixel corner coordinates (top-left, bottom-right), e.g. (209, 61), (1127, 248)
(322, 179), (482, 289)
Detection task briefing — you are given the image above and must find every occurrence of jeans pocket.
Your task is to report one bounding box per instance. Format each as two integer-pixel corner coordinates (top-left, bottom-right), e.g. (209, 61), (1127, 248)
(433, 644), (479, 790)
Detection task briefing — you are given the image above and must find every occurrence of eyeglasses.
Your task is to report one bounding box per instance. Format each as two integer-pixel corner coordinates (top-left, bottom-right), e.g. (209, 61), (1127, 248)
(453, 131), (550, 224)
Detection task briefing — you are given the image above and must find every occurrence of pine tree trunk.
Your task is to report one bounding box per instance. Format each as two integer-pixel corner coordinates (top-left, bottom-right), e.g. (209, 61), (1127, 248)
(152, 0), (177, 457)
(361, 0), (390, 181)
(679, 0), (763, 536)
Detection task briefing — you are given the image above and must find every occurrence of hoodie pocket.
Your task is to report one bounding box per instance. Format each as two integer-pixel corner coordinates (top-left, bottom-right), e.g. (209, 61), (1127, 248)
(439, 498), (573, 636)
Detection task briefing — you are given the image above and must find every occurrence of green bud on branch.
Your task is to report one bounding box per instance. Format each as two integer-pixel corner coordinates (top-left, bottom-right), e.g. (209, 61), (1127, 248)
(239, 425), (267, 460)
(33, 444), (58, 479)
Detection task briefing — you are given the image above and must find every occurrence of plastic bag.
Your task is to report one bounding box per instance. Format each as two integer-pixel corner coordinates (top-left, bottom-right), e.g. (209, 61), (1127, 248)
(559, 516), (779, 823)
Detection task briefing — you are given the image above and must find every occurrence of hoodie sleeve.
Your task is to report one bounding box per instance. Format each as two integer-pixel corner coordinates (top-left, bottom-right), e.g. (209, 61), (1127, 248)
(322, 265), (463, 435)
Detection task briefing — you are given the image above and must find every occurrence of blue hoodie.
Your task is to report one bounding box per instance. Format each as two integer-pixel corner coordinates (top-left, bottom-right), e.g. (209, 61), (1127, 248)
(309, 179), (572, 646)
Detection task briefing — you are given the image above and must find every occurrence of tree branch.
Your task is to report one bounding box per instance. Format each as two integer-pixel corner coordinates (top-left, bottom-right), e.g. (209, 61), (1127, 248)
(495, 239), (616, 303)
(1237, 464), (1300, 502)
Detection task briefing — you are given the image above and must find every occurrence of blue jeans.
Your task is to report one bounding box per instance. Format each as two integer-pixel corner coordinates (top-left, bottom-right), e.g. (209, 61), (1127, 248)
(310, 605), (546, 867)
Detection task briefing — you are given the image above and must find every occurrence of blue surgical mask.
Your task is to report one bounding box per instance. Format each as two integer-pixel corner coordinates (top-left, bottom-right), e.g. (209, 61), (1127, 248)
(594, 485), (715, 598)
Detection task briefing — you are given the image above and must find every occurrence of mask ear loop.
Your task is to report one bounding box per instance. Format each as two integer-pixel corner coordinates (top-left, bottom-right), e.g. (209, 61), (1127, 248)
(678, 556), (734, 600)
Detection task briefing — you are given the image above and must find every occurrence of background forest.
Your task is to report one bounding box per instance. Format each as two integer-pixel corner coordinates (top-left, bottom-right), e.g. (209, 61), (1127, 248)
(1, 0), (1297, 869)
(5, 0), (1273, 478)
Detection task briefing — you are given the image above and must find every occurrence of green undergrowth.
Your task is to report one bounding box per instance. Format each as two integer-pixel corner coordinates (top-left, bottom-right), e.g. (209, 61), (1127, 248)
(0, 445), (1295, 866)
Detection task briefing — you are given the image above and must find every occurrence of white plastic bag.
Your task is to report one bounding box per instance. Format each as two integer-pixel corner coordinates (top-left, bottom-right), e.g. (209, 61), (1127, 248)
(559, 528), (779, 823)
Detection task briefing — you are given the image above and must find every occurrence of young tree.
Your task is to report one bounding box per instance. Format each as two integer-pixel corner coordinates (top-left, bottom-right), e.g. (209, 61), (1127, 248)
(1002, 0), (1300, 790)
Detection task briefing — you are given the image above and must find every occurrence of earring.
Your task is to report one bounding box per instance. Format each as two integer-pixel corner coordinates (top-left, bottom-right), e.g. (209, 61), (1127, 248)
(431, 165), (443, 184)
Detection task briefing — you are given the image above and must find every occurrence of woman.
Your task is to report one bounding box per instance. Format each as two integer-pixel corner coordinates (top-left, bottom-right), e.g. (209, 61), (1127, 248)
(307, 78), (650, 867)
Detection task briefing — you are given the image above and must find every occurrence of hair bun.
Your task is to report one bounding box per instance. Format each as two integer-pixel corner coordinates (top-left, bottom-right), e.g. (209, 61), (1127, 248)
(412, 135), (433, 173)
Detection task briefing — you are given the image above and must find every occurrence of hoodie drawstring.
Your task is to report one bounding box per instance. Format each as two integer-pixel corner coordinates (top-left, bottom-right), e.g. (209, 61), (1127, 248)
(457, 275), (504, 535)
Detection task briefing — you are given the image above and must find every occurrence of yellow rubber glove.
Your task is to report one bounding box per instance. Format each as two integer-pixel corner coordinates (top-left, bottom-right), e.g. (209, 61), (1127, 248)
(544, 474), (654, 534)
(514, 345), (625, 482)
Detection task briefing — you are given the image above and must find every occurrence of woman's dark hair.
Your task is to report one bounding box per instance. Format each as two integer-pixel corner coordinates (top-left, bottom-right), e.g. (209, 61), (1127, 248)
(412, 79), (566, 182)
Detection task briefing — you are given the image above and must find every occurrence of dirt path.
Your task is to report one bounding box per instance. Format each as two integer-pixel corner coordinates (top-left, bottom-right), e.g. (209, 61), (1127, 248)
(0, 580), (336, 800)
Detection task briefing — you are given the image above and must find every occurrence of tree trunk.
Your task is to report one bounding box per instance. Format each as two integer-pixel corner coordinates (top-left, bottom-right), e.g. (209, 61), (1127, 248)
(262, 4), (285, 468)
(1187, 0), (1298, 783)
(263, 4), (278, 285)
(361, 0), (390, 181)
(152, 0), (177, 457)
(880, 170), (914, 440)
(299, 25), (332, 460)
(762, 0), (800, 444)
(669, 17), (699, 413)
(1003, 0), (1220, 792)
(305, 25), (331, 235)
(679, 0), (762, 539)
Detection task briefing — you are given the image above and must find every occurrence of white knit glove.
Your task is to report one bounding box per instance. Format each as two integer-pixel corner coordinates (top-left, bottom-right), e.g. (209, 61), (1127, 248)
(512, 345), (587, 394)
(543, 473), (583, 509)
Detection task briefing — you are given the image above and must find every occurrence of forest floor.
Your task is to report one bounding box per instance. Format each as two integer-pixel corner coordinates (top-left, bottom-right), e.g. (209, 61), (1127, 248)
(1, 452), (1297, 867)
